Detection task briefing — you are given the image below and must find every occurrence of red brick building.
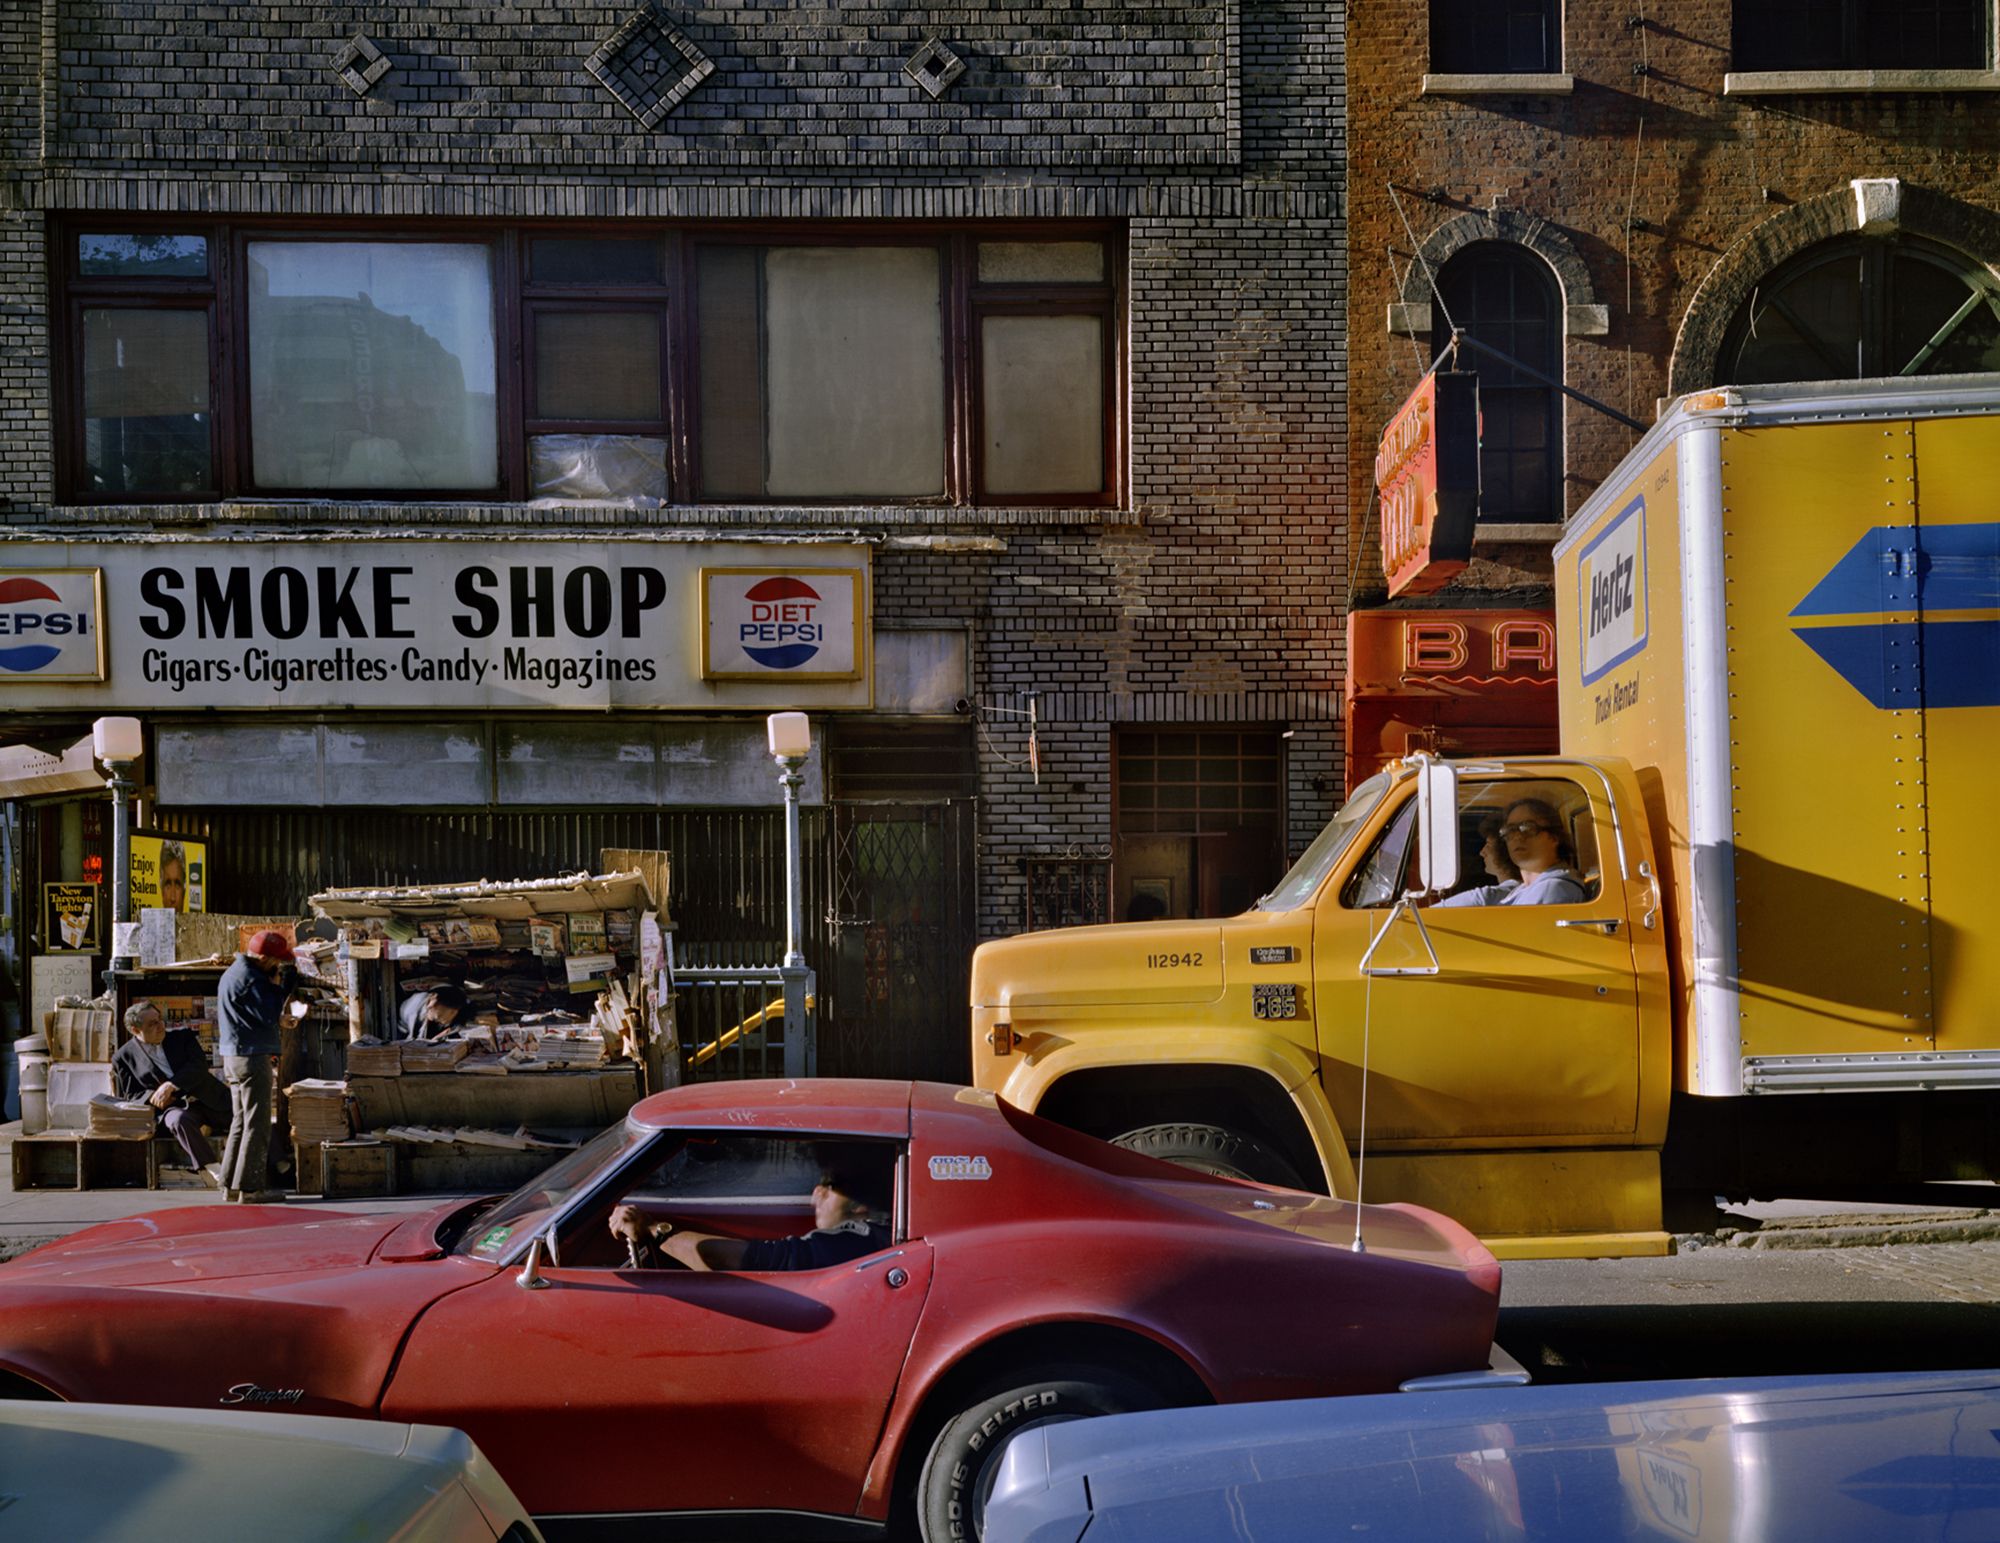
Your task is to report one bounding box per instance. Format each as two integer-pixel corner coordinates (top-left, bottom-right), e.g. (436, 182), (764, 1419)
(1345, 0), (2000, 786)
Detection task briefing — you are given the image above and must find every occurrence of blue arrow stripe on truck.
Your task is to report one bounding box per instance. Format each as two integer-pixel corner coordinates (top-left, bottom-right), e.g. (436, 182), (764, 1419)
(1793, 620), (2000, 709)
(1791, 523), (2000, 618)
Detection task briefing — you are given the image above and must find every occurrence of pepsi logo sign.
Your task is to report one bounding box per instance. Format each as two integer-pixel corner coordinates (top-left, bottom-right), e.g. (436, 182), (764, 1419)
(740, 576), (825, 670)
(0, 571), (102, 680)
(702, 567), (865, 682)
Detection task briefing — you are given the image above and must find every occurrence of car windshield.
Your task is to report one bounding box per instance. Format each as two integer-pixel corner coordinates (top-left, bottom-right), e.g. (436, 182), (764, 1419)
(1257, 770), (1396, 911)
(453, 1117), (655, 1261)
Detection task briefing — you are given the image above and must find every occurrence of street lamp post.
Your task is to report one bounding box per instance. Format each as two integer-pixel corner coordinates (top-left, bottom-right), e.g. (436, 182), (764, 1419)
(92, 716), (144, 976)
(766, 712), (812, 1078)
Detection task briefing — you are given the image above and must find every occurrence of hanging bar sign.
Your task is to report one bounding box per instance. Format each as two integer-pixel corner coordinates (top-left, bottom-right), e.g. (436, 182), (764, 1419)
(1376, 372), (1481, 598)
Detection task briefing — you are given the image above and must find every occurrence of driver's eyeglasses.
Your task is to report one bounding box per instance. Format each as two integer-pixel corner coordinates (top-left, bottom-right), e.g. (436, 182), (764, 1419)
(1497, 821), (1551, 838)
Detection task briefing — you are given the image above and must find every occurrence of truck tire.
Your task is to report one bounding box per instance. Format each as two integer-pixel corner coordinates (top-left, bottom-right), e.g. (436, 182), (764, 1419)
(1111, 1121), (1306, 1188)
(916, 1365), (1160, 1542)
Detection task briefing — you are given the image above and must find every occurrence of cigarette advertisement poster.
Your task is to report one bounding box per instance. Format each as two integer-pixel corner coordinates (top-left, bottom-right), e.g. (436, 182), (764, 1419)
(130, 833), (207, 913)
(43, 882), (101, 953)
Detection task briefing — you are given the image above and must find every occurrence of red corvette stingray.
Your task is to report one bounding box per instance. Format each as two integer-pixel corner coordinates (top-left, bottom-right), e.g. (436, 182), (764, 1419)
(0, 1080), (1500, 1541)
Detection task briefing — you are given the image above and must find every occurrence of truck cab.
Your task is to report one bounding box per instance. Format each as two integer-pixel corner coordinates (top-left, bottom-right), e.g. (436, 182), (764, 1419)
(973, 753), (1676, 1258)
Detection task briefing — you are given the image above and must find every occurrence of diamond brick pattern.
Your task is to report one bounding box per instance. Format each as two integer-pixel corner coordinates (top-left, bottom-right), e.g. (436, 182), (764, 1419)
(904, 37), (966, 99)
(585, 6), (714, 128)
(332, 33), (392, 96)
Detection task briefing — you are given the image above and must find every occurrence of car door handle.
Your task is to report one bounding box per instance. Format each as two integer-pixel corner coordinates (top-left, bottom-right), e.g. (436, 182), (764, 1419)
(1556, 917), (1623, 935)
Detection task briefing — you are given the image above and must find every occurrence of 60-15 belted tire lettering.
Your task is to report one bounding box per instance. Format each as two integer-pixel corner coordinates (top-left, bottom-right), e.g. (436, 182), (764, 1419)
(917, 1365), (1161, 1542)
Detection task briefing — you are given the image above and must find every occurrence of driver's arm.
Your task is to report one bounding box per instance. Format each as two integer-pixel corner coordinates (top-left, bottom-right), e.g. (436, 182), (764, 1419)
(660, 1229), (751, 1271)
(608, 1203), (751, 1270)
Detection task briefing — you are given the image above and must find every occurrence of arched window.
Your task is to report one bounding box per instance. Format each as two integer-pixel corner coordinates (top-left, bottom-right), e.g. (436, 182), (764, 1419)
(1718, 236), (2000, 385)
(1431, 243), (1560, 522)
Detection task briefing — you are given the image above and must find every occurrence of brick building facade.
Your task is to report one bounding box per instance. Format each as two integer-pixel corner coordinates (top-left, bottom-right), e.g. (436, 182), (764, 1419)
(0, 3), (1345, 1080)
(1345, 0), (2000, 783)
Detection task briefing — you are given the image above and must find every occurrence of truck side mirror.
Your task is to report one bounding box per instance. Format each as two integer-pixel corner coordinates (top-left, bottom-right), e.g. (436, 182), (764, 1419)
(1413, 760), (1460, 895)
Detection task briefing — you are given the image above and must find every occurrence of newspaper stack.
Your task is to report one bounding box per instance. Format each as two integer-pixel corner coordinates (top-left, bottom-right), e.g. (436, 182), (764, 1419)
(87, 1095), (156, 1139)
(285, 1079), (351, 1143)
(524, 1026), (610, 1066)
(401, 1039), (471, 1073)
(346, 1040), (403, 1077)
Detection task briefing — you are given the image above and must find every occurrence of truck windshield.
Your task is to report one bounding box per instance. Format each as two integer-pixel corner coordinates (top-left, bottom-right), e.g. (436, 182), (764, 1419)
(1257, 770), (1396, 911)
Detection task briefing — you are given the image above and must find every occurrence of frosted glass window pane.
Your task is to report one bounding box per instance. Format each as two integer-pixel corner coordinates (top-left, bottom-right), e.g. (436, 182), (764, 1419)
(977, 242), (1106, 284)
(982, 314), (1104, 496)
(535, 312), (660, 421)
(764, 247), (945, 497)
(697, 246), (766, 498)
(82, 309), (211, 494)
(247, 242), (498, 490)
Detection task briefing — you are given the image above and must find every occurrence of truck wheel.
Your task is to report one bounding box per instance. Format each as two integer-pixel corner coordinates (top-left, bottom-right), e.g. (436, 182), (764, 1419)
(916, 1365), (1160, 1542)
(1111, 1121), (1306, 1188)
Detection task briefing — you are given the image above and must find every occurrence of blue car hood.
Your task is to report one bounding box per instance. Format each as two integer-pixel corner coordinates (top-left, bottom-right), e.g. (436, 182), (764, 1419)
(986, 1370), (2000, 1543)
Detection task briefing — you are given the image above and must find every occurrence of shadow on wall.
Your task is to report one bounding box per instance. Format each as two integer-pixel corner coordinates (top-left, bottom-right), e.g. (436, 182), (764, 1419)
(1721, 845), (1948, 1032)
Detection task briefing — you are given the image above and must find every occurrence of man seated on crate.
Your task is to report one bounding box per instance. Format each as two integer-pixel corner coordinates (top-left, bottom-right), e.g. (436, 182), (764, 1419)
(112, 1000), (231, 1180)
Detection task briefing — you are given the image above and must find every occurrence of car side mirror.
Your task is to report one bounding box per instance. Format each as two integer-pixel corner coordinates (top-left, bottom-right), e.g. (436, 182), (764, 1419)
(516, 1230), (555, 1290)
(1412, 759), (1459, 895)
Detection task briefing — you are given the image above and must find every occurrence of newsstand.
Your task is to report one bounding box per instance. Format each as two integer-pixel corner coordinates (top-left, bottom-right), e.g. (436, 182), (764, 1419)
(297, 867), (674, 1197)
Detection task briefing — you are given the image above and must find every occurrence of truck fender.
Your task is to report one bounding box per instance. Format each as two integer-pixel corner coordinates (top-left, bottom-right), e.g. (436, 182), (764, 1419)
(996, 1029), (1358, 1199)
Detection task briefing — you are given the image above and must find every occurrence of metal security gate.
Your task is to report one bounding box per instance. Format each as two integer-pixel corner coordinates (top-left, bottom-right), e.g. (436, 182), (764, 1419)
(157, 799), (976, 1083)
(818, 800), (977, 1084)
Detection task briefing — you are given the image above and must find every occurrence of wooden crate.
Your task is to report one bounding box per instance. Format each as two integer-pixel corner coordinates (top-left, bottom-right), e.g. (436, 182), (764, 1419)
(321, 1141), (397, 1198)
(12, 1133), (158, 1191)
(293, 1139), (327, 1197)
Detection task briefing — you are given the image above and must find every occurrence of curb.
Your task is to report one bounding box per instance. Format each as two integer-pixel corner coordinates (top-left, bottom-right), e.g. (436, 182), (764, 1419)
(1677, 1210), (2000, 1252)
(0, 1235), (63, 1265)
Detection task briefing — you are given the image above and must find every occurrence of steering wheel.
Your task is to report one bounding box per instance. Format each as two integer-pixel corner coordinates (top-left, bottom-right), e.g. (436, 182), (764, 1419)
(623, 1219), (690, 1271)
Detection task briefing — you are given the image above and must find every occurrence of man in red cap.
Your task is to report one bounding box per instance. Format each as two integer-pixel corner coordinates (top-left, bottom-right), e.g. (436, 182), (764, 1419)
(216, 929), (295, 1204)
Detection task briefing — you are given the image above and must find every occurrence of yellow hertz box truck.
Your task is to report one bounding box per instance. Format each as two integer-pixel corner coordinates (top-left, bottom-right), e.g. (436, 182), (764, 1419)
(971, 377), (2000, 1258)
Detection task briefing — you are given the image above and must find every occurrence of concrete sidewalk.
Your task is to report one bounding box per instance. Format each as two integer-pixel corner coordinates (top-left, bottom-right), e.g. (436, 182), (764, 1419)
(0, 1121), (481, 1262)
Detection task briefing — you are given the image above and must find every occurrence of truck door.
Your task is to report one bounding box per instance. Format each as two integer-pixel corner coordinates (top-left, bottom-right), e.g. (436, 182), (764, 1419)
(1312, 770), (1642, 1144)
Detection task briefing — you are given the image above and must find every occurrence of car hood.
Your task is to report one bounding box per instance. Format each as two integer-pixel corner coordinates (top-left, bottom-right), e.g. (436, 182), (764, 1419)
(987, 1371), (2000, 1543)
(3, 1206), (408, 1289)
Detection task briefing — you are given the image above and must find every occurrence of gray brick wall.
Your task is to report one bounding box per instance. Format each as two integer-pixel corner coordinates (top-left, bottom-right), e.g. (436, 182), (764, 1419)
(1, 0), (1347, 946)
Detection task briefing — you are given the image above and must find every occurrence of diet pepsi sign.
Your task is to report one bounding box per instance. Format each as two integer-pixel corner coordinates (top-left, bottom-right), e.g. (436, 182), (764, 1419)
(0, 569), (105, 682)
(702, 567), (866, 682)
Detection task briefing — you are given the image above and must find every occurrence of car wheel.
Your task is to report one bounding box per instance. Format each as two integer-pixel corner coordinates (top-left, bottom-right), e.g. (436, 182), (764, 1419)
(917, 1366), (1160, 1543)
(1111, 1121), (1305, 1188)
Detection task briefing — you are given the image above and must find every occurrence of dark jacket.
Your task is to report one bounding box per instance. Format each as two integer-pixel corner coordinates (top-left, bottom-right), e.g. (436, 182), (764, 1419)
(111, 1028), (230, 1125)
(217, 953), (288, 1056)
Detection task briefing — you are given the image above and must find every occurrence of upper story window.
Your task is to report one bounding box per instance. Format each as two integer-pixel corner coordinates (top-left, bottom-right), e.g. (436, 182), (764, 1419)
(1718, 235), (2000, 383)
(1429, 0), (1561, 73)
(55, 221), (1123, 508)
(1733, 0), (1989, 71)
(1431, 242), (1561, 522)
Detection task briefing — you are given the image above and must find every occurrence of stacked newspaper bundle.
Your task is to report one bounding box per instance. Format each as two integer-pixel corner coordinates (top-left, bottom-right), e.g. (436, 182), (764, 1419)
(87, 1095), (155, 1138)
(285, 1079), (351, 1144)
(523, 1026), (609, 1066)
(346, 1040), (403, 1077)
(401, 1038), (470, 1073)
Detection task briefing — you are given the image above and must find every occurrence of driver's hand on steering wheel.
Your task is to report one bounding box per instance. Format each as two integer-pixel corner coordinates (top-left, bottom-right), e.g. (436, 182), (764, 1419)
(608, 1203), (666, 1245)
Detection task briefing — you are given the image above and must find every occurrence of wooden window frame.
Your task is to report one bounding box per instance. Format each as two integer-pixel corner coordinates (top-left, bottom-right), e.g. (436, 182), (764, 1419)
(1732, 0), (1991, 73)
(1428, 0), (1562, 74)
(50, 217), (1125, 509)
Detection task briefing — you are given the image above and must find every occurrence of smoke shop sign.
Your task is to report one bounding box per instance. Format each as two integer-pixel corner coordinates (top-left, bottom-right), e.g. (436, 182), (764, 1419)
(0, 540), (871, 711)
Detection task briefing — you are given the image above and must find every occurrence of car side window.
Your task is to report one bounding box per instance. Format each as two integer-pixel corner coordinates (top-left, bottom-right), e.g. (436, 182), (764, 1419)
(1433, 777), (1604, 909)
